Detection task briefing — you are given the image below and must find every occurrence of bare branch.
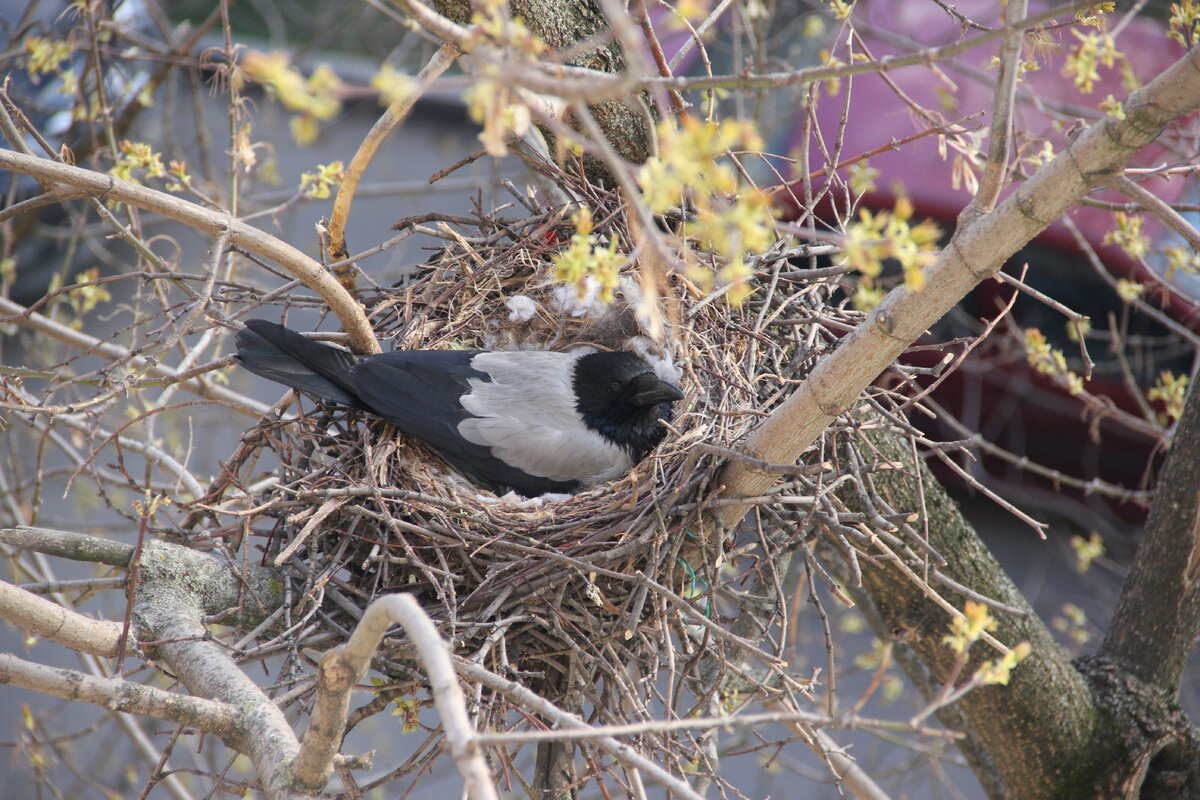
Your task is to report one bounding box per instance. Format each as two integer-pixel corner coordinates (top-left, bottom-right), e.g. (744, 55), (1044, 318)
(586, 2), (1090, 94)
(811, 727), (894, 800)
(0, 529), (308, 796)
(456, 659), (706, 800)
(1, 526), (135, 565)
(135, 595), (304, 799)
(1108, 174), (1200, 253)
(0, 527), (285, 635)
(297, 594), (498, 800)
(0, 652), (236, 736)
(0, 149), (379, 354)
(958, 0), (1027, 225)
(471, 707), (954, 745)
(327, 43), (461, 267)
(715, 43), (1200, 532)
(4, 383), (209, 499)
(18, 576), (126, 594)
(0, 580), (123, 657)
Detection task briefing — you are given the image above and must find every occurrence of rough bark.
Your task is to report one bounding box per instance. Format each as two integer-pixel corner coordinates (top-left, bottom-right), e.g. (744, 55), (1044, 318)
(1073, 655), (1200, 799)
(1073, 378), (1200, 798)
(1104, 381), (1200, 694)
(861, 424), (1200, 798)
(860, 429), (1106, 798)
(433, 0), (652, 169)
(136, 597), (309, 798)
(128, 540), (304, 798)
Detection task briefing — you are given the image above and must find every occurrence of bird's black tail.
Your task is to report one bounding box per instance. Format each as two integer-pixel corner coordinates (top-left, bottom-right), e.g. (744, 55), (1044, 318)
(234, 319), (364, 407)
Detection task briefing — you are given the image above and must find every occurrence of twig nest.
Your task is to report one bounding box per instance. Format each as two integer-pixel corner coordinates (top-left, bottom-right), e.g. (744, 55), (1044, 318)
(234, 197), (820, 674)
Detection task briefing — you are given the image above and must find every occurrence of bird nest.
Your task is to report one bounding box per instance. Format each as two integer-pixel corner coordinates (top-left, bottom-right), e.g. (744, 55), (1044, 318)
(202, 180), (861, 705)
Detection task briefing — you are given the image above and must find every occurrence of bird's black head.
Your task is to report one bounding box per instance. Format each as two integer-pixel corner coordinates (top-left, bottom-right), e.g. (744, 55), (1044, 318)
(573, 351), (683, 459)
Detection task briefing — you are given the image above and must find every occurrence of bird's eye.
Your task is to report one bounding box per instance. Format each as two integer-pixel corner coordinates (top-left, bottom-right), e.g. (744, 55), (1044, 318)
(610, 380), (622, 393)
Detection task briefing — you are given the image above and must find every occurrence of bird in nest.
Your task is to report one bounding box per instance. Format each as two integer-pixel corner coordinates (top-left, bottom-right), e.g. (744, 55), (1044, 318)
(235, 319), (683, 497)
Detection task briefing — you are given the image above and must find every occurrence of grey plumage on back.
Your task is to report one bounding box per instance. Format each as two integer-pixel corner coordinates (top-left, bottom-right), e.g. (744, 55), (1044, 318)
(458, 352), (633, 484)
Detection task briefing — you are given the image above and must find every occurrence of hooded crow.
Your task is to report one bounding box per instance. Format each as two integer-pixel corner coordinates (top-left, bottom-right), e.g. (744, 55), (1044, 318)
(234, 319), (683, 497)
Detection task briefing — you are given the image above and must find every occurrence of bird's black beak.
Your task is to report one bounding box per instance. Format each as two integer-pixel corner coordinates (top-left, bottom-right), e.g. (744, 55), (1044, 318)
(630, 374), (684, 407)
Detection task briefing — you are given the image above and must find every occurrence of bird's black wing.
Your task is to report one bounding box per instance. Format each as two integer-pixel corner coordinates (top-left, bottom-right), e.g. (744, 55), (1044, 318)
(348, 351), (581, 495)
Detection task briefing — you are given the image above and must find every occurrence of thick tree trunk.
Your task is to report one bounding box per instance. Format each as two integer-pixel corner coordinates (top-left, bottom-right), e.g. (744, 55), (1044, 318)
(862, 422), (1200, 798)
(860, 428), (1105, 798)
(1104, 381), (1200, 694)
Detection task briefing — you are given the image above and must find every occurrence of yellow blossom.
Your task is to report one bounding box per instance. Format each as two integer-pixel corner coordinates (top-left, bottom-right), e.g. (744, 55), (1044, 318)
(22, 36), (73, 84)
(299, 161), (344, 200)
(1053, 603), (1092, 647)
(944, 600), (997, 654)
(848, 161), (879, 196)
(1165, 246), (1200, 278)
(391, 697), (422, 734)
(1168, 0), (1200, 47)
(372, 64), (417, 109)
(68, 268), (112, 320)
(829, 0), (853, 21)
(1102, 212), (1148, 259)
(1098, 94), (1125, 119)
(1148, 371), (1188, 424)
(1115, 278), (1144, 302)
(1070, 532), (1104, 573)
(637, 118), (777, 306)
(1064, 30), (1121, 94)
(551, 207), (627, 304)
(242, 51), (342, 145)
(975, 642), (1032, 686)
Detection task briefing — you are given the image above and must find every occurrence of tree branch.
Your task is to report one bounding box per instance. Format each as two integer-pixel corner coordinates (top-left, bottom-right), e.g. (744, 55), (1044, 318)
(327, 43), (461, 268)
(1108, 174), (1200, 254)
(958, 0), (1026, 225)
(1103, 378), (1200, 692)
(0, 580), (123, 657)
(0, 150), (379, 354)
(0, 651), (237, 736)
(0, 530), (506, 798)
(0, 298), (271, 417)
(1, 526), (134, 565)
(296, 594), (499, 800)
(714, 43), (1200, 533)
(134, 596), (305, 799)
(0, 527), (305, 797)
(855, 427), (1103, 798)
(455, 659), (706, 800)
(425, 0), (653, 166)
